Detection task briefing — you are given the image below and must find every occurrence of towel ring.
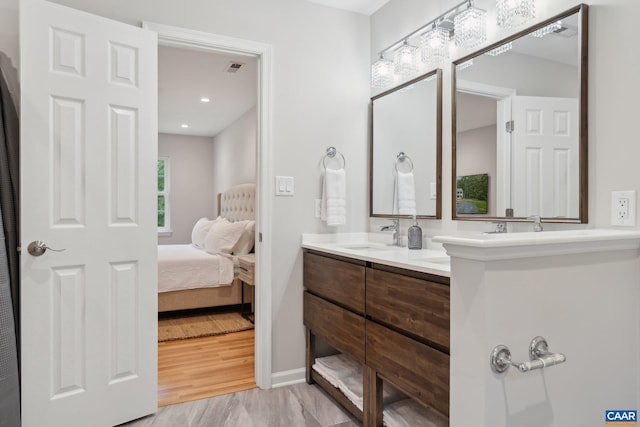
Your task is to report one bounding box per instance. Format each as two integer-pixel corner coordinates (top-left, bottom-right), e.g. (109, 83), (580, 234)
(323, 146), (346, 170)
(395, 152), (414, 173)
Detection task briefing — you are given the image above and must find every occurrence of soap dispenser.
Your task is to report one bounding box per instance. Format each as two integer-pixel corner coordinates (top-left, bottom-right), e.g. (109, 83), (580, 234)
(408, 215), (422, 250)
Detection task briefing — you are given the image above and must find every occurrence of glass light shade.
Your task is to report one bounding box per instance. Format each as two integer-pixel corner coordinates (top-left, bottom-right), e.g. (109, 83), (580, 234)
(454, 6), (487, 49)
(456, 59), (474, 72)
(496, 0), (535, 28)
(371, 57), (394, 89)
(530, 20), (562, 38)
(420, 27), (450, 64)
(487, 42), (513, 56)
(393, 41), (420, 77)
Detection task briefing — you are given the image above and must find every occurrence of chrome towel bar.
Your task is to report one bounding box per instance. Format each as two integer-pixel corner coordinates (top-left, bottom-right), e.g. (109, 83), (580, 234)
(490, 336), (566, 374)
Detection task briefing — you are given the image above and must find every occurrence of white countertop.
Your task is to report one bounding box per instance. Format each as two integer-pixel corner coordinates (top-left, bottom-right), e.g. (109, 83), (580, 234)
(433, 228), (640, 261)
(301, 233), (450, 277)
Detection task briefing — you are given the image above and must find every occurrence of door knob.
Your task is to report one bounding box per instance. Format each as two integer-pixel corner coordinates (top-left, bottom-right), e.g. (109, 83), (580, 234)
(27, 241), (66, 257)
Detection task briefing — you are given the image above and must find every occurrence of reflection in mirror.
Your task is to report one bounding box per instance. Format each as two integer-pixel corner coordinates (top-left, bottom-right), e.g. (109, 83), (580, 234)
(370, 69), (442, 218)
(453, 4), (588, 223)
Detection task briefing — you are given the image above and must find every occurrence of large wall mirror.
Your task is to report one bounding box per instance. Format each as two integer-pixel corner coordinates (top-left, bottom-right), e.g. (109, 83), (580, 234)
(370, 69), (442, 218)
(452, 4), (588, 223)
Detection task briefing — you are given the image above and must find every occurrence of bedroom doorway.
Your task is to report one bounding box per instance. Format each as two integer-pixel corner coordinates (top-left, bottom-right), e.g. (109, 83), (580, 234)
(148, 22), (273, 404)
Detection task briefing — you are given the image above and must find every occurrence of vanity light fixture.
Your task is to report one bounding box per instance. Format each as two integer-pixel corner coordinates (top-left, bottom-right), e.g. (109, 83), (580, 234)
(393, 40), (420, 77)
(456, 59), (474, 71)
(454, 5), (488, 48)
(180, 124), (189, 128)
(371, 55), (395, 89)
(420, 25), (450, 64)
(496, 0), (535, 29)
(530, 20), (562, 38)
(487, 41), (513, 56)
(200, 97), (210, 103)
(370, 0), (487, 89)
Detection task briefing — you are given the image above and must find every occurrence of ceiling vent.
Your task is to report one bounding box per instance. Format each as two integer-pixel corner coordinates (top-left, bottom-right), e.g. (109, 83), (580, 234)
(225, 61), (245, 74)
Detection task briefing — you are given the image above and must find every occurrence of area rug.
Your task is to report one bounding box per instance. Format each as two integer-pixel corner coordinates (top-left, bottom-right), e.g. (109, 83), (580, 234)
(158, 311), (254, 342)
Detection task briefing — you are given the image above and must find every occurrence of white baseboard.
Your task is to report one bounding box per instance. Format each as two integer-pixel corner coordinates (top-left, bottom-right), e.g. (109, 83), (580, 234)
(271, 368), (306, 388)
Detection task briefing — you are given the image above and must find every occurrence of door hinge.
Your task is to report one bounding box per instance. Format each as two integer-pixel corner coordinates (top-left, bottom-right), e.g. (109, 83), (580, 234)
(506, 120), (514, 133)
(258, 232), (263, 242)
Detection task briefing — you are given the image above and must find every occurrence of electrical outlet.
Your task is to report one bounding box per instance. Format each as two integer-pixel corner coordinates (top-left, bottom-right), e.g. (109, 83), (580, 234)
(314, 199), (322, 218)
(612, 190), (636, 226)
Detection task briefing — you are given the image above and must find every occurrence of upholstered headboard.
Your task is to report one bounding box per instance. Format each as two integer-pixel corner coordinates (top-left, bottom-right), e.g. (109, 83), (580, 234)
(217, 183), (256, 222)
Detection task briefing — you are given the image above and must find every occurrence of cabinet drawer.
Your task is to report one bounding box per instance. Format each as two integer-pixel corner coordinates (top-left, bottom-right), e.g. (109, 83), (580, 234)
(304, 252), (365, 314)
(304, 292), (365, 363)
(366, 268), (449, 350)
(366, 320), (449, 418)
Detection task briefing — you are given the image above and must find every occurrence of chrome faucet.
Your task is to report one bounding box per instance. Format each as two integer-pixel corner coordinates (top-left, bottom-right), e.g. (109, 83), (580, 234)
(528, 215), (543, 232)
(485, 221), (507, 234)
(380, 219), (401, 246)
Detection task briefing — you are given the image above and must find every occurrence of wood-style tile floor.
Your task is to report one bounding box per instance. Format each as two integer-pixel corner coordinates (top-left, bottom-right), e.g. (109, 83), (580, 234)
(121, 383), (361, 427)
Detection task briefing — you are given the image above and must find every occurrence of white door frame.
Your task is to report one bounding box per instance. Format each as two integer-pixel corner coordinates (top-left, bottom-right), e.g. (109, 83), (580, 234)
(143, 22), (273, 389)
(457, 79), (515, 216)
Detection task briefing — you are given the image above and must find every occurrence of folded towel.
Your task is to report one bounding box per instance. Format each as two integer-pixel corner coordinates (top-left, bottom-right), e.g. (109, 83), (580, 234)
(394, 171), (416, 216)
(383, 399), (448, 427)
(312, 353), (405, 413)
(321, 168), (346, 226)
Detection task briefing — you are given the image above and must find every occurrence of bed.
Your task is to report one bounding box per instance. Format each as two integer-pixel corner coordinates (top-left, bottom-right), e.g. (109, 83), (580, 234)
(158, 183), (255, 312)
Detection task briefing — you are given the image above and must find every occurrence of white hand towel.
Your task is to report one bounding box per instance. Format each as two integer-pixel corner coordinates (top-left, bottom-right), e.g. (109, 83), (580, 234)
(321, 168), (346, 226)
(395, 171), (416, 216)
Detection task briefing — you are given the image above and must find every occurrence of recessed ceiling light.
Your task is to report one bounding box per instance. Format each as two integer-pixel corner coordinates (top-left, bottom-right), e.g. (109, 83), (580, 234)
(181, 124), (189, 128)
(200, 97), (210, 103)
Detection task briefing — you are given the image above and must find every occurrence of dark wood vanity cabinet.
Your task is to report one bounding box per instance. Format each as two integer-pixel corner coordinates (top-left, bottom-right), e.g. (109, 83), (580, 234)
(303, 249), (450, 426)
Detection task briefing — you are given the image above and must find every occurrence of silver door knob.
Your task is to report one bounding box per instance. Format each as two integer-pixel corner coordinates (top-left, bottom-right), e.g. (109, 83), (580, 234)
(27, 241), (66, 257)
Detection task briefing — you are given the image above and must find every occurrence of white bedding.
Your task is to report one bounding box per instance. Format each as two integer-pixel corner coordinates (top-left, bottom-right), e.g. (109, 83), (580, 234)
(158, 244), (236, 293)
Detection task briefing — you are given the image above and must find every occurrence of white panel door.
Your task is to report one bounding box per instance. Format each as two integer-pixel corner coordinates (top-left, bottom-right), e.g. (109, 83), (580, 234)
(511, 96), (579, 218)
(20, 0), (158, 426)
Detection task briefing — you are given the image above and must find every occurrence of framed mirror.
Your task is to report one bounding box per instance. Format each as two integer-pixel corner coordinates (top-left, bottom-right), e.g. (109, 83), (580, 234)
(452, 4), (588, 223)
(370, 68), (442, 219)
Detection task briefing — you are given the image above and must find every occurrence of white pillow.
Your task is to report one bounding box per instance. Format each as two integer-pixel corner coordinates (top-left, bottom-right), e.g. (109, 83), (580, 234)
(233, 220), (256, 255)
(191, 217), (220, 248)
(204, 220), (248, 254)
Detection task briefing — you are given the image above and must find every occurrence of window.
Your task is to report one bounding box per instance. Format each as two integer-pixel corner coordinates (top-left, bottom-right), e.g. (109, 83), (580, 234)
(158, 157), (171, 235)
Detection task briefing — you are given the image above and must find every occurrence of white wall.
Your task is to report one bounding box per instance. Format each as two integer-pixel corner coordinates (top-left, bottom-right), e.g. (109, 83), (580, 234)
(371, 0), (640, 235)
(158, 133), (215, 244)
(450, 248), (640, 426)
(211, 106), (257, 214)
(19, 0), (371, 377)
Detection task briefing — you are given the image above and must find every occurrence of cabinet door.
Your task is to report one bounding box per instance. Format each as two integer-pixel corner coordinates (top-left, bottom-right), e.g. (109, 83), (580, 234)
(367, 268), (449, 350)
(304, 252), (365, 314)
(366, 320), (449, 418)
(304, 292), (365, 363)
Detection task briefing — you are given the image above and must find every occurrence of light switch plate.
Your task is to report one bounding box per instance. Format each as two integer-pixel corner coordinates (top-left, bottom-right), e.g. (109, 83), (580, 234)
(275, 176), (294, 196)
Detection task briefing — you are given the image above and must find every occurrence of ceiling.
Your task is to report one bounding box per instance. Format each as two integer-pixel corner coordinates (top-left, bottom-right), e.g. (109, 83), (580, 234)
(158, 45), (257, 137)
(304, 0), (389, 15)
(158, 0), (387, 138)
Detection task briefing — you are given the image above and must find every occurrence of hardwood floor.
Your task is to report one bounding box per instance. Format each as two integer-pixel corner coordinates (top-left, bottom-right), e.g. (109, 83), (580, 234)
(158, 329), (257, 406)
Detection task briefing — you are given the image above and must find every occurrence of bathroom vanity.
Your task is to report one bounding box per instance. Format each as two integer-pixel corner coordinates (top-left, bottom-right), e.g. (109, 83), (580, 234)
(303, 229), (640, 427)
(302, 234), (450, 426)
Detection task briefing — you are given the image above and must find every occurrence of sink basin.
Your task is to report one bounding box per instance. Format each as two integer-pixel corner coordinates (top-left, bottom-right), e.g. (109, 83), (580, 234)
(420, 257), (450, 265)
(339, 243), (391, 251)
